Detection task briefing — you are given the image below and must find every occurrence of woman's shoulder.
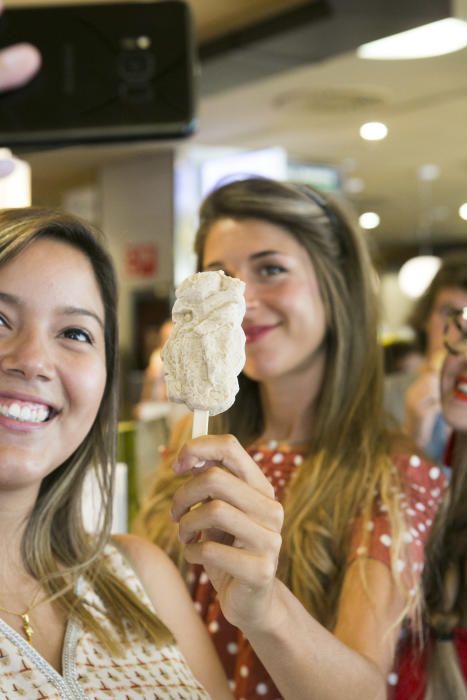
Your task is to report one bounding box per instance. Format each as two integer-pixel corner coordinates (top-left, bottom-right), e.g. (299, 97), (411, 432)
(111, 533), (178, 582)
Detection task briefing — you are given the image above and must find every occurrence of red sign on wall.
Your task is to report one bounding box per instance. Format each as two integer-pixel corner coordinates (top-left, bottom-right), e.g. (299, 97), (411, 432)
(125, 243), (158, 278)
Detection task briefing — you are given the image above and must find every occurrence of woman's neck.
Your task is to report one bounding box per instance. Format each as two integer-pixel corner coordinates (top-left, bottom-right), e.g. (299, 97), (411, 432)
(258, 354), (325, 444)
(0, 487), (38, 586)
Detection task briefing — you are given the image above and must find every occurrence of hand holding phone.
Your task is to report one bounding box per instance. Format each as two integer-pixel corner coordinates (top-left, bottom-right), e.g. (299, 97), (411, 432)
(0, 1), (196, 147)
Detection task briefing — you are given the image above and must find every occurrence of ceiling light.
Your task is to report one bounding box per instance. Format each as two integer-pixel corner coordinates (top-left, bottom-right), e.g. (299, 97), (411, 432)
(398, 256), (441, 298)
(359, 212), (380, 229)
(344, 176), (365, 194)
(459, 202), (467, 220)
(417, 163), (440, 182)
(359, 122), (388, 141)
(357, 18), (467, 60)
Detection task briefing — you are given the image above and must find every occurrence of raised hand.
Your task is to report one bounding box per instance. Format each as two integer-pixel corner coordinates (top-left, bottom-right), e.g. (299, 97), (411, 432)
(171, 434), (284, 632)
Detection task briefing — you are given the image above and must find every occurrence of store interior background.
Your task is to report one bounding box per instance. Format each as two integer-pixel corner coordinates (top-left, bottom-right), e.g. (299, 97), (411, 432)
(3, 0), (467, 528)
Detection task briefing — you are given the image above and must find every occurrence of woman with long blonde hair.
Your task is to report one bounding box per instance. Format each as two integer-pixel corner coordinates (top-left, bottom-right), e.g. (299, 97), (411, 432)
(395, 306), (467, 699)
(138, 177), (446, 700)
(0, 207), (232, 698)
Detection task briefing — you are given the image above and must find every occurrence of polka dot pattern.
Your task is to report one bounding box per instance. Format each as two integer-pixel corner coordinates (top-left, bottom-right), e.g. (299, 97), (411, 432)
(191, 445), (446, 700)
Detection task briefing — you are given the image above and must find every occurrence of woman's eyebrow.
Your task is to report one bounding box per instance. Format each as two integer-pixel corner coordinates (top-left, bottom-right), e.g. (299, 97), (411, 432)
(60, 306), (104, 330)
(0, 293), (104, 329)
(205, 250), (283, 269)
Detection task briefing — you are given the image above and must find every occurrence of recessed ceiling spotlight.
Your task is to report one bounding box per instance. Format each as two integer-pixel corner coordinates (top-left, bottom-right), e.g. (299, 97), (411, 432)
(359, 212), (380, 229)
(417, 163), (440, 181)
(459, 202), (467, 220)
(344, 177), (365, 194)
(359, 122), (388, 141)
(357, 18), (467, 60)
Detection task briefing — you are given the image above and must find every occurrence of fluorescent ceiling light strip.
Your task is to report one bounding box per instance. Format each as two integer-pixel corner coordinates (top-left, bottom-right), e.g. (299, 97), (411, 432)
(357, 18), (467, 60)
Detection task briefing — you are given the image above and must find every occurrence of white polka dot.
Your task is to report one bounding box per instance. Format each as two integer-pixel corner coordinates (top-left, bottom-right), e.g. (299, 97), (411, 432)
(278, 478), (286, 486)
(380, 534), (392, 547)
(395, 559), (406, 572)
(253, 452), (264, 462)
(407, 508), (416, 517)
(208, 621), (219, 634)
(356, 546), (368, 556)
(227, 642), (238, 654)
(294, 455), (304, 466)
(379, 504), (388, 513)
(199, 572), (209, 585)
(256, 683), (269, 695)
(403, 532), (413, 543)
(272, 452), (284, 464)
(387, 672), (399, 686)
(431, 487), (440, 498)
(268, 440), (278, 449)
(240, 665), (249, 678)
(411, 527), (419, 538)
(428, 500), (434, 507)
(426, 519), (432, 527)
(418, 523), (426, 532)
(194, 602), (202, 613)
(273, 469), (282, 477)
(186, 570), (195, 584)
(409, 455), (421, 468)
(366, 521), (375, 531)
(429, 466), (441, 480)
(228, 680), (236, 691)
(415, 502), (426, 512)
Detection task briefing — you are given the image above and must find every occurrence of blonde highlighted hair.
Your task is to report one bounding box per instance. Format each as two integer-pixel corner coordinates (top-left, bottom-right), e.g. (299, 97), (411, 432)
(0, 208), (172, 653)
(139, 178), (414, 628)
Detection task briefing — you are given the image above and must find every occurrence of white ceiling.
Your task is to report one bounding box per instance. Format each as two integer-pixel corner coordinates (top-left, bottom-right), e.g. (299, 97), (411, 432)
(195, 43), (467, 259)
(5, 0), (467, 265)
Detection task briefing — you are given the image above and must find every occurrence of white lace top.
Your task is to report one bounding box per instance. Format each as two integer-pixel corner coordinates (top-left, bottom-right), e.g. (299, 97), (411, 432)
(0, 544), (211, 699)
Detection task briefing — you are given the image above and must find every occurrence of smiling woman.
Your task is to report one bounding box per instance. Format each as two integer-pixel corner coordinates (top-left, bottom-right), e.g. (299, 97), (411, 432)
(138, 177), (447, 700)
(0, 208), (232, 699)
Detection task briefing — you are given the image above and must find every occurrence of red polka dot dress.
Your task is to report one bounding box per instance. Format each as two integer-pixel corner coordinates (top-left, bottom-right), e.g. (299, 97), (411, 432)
(190, 443), (446, 700)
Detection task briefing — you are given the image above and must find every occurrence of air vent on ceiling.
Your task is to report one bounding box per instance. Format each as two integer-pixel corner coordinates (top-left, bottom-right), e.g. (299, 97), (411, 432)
(273, 87), (388, 112)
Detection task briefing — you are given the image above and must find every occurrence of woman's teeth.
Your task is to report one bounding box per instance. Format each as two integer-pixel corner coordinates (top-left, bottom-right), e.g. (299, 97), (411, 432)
(0, 401), (50, 423)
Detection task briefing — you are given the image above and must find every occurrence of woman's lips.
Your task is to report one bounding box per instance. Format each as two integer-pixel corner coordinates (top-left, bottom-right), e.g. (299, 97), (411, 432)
(243, 325), (276, 344)
(454, 375), (467, 402)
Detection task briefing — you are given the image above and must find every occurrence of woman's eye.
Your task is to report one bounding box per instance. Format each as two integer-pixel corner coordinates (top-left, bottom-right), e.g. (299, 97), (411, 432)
(62, 327), (92, 344)
(259, 264), (286, 277)
(0, 313), (9, 328)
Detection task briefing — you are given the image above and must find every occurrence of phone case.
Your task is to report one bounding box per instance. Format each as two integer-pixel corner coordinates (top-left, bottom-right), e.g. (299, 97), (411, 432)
(0, 1), (197, 147)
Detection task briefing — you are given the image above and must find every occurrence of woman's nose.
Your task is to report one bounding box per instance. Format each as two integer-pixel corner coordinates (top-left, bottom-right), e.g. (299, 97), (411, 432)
(244, 282), (259, 312)
(0, 330), (54, 381)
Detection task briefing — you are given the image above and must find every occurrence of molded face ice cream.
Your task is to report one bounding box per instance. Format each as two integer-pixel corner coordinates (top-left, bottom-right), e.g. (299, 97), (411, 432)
(162, 270), (246, 416)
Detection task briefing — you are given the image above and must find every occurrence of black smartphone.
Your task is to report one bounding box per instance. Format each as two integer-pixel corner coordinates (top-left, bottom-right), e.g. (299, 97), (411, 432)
(0, 1), (197, 147)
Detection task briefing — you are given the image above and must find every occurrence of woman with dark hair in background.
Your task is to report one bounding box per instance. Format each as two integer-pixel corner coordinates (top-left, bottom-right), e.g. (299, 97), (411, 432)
(385, 253), (467, 463)
(139, 177), (446, 700)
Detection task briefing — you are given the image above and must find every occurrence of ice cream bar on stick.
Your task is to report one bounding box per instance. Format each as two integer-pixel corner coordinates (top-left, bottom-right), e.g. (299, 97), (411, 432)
(162, 270), (246, 440)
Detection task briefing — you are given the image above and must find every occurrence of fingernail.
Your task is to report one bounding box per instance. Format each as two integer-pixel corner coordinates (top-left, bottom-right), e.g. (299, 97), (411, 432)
(193, 460), (206, 469)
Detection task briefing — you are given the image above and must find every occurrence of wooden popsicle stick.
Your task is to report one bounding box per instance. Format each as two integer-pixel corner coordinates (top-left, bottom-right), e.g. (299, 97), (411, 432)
(192, 408), (209, 438)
